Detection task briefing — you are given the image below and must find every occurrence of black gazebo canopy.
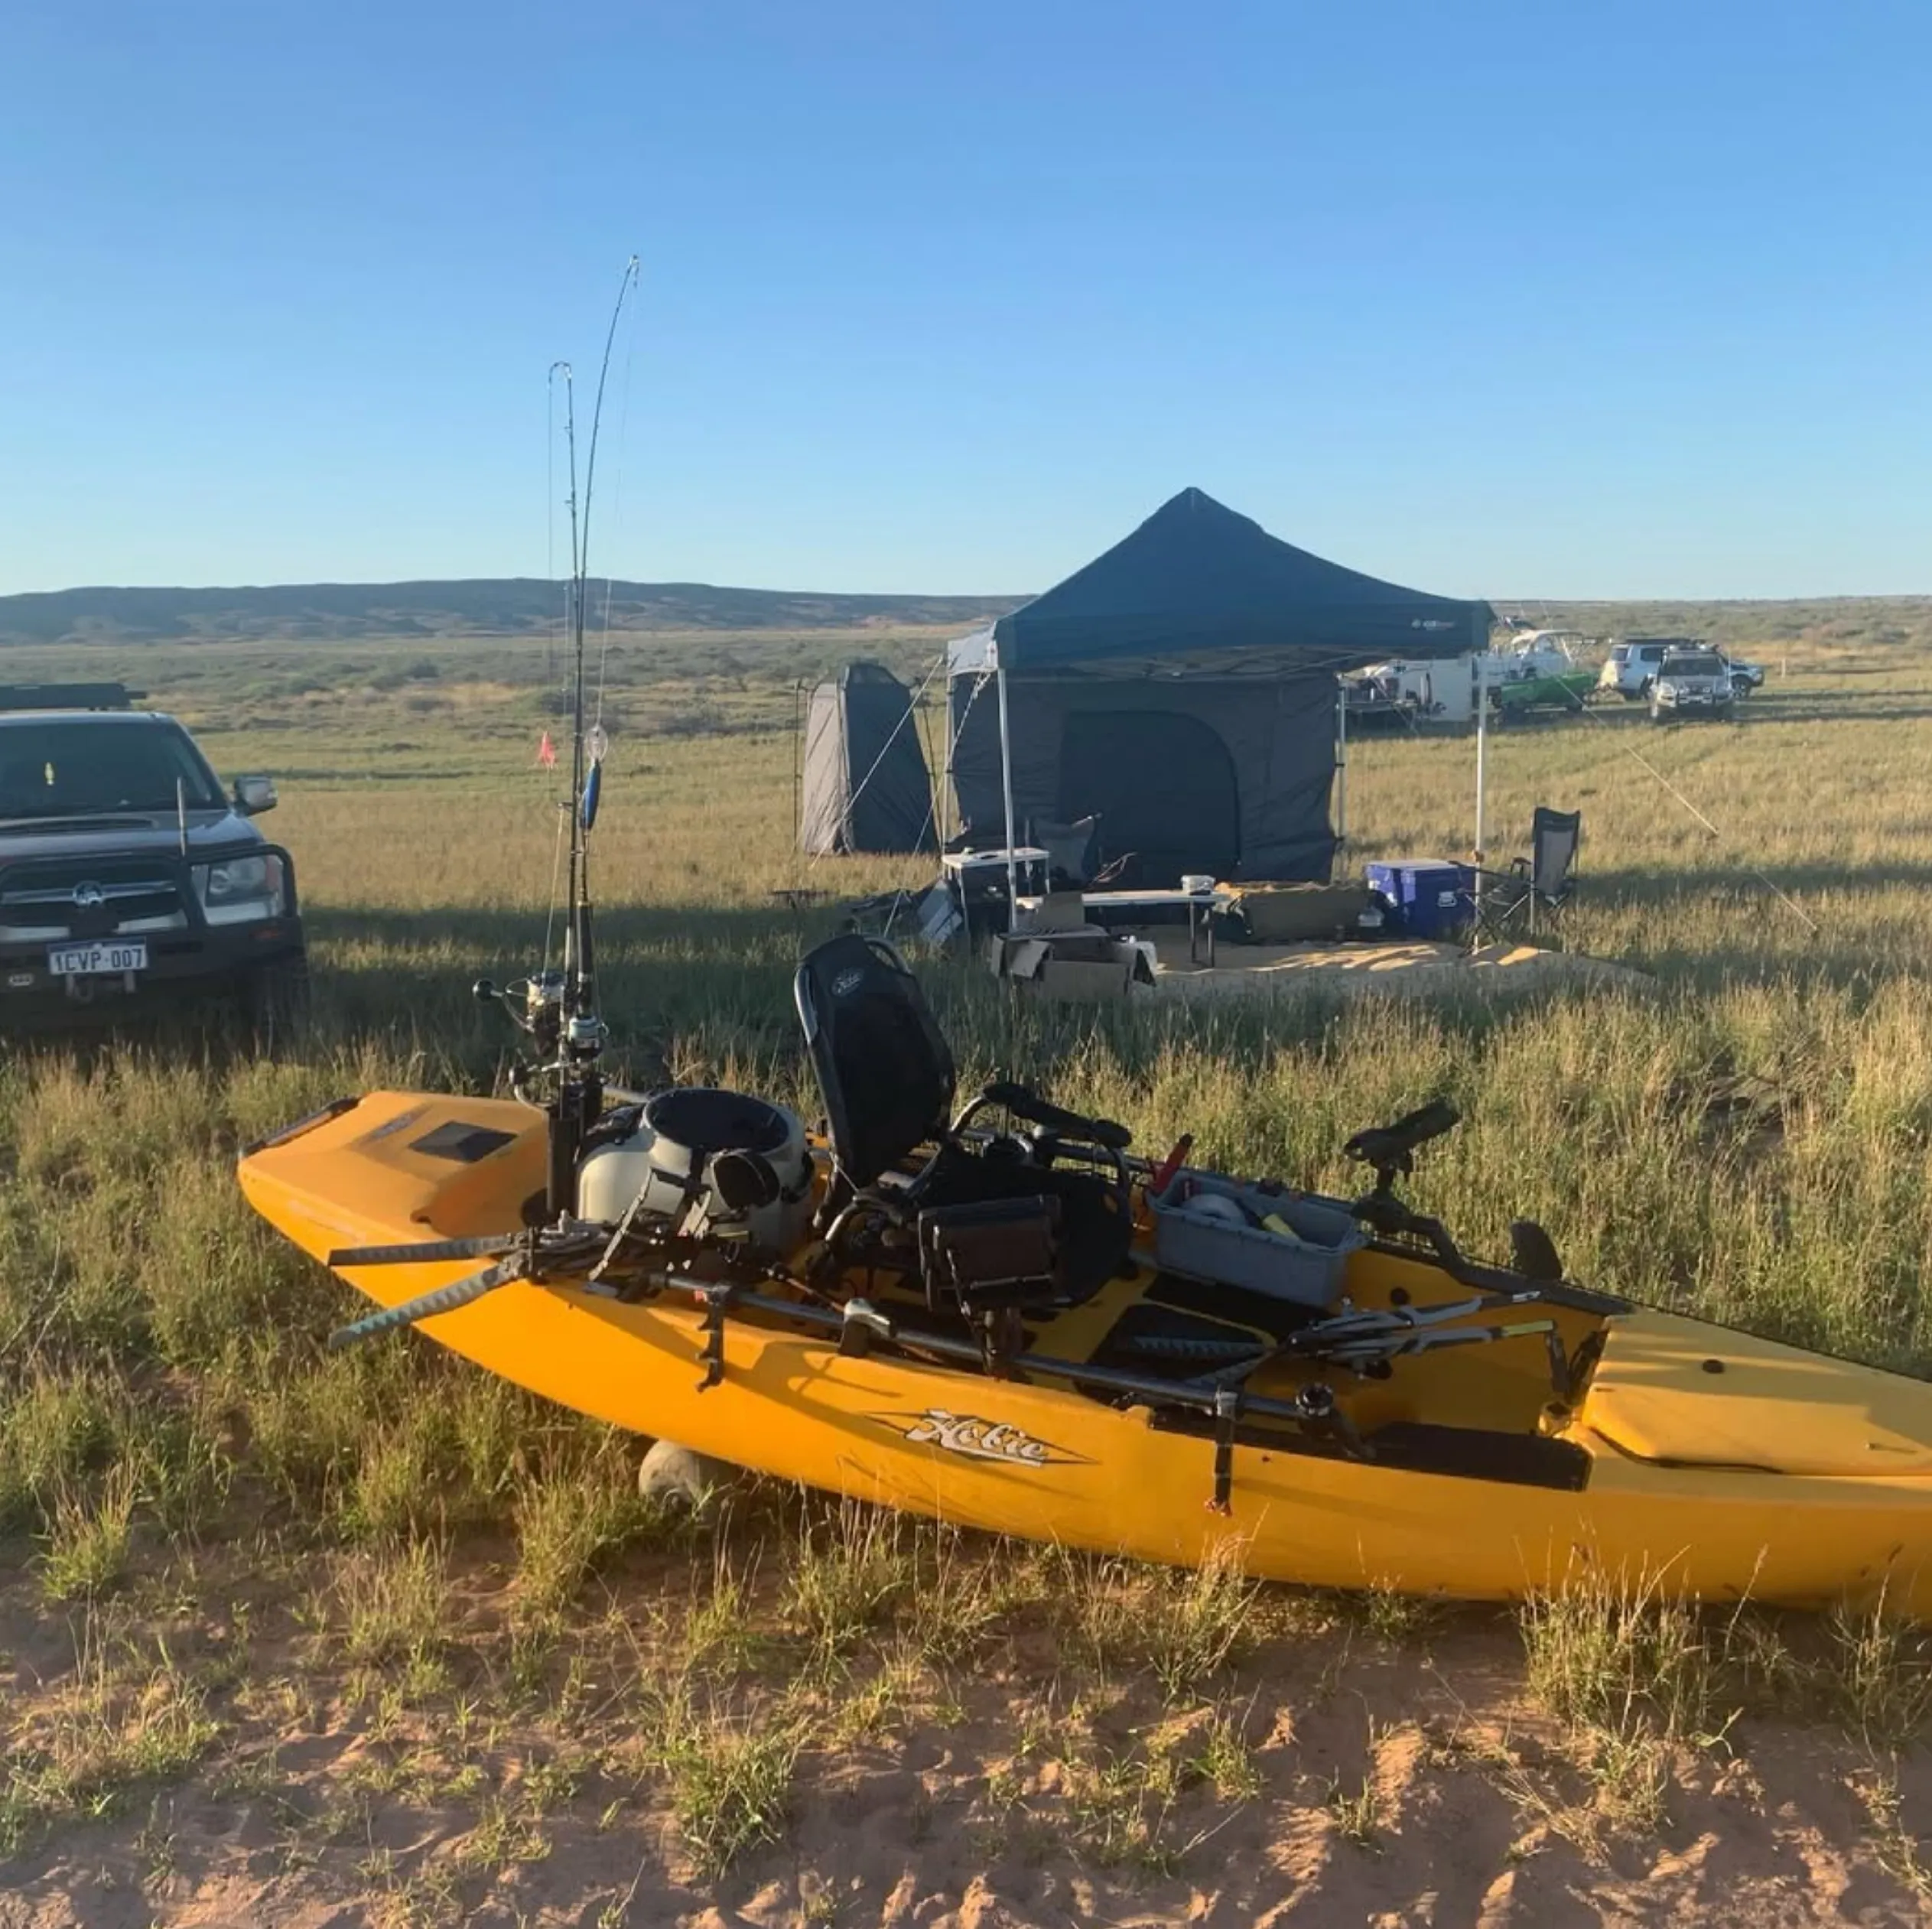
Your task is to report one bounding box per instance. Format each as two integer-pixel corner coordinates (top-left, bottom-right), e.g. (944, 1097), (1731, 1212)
(987, 486), (1492, 672)
(948, 490), (1494, 884)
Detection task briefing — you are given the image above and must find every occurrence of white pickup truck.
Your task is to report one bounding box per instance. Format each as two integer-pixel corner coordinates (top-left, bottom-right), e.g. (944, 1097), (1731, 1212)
(1597, 637), (1690, 700)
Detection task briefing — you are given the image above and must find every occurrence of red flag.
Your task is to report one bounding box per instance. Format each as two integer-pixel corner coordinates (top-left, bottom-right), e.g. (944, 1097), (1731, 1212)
(535, 730), (557, 769)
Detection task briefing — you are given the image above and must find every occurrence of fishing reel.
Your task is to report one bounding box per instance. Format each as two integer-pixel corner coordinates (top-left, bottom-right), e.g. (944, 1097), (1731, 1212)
(474, 965), (607, 1219)
(475, 970), (567, 1056)
(475, 971), (607, 1088)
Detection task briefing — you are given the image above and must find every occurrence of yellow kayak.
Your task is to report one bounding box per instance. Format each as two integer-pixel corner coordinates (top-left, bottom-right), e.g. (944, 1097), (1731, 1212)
(236, 935), (1932, 1612)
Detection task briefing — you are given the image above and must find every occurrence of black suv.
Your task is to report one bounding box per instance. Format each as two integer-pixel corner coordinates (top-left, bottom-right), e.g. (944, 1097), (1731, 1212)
(0, 685), (307, 1036)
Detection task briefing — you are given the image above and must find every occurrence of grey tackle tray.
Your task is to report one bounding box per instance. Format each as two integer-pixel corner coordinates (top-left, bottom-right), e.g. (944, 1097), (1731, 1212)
(1148, 1170), (1366, 1307)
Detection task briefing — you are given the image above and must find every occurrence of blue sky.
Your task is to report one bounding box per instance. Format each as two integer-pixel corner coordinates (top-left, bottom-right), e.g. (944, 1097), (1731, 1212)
(2, 1), (1926, 600)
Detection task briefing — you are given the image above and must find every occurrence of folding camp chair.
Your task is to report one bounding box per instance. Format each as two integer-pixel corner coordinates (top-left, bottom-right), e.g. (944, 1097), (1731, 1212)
(1473, 806), (1580, 941)
(1026, 814), (1102, 890)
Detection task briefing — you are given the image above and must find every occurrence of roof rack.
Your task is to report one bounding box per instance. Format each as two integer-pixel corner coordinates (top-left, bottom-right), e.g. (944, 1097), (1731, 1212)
(0, 682), (146, 712)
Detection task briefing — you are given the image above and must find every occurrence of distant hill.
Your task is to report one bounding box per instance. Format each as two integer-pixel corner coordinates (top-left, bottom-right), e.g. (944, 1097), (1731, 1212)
(0, 579), (1028, 647)
(2, 580), (1927, 655)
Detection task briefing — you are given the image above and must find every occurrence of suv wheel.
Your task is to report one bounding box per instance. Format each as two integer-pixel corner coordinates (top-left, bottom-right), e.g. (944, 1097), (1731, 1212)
(242, 954), (311, 1055)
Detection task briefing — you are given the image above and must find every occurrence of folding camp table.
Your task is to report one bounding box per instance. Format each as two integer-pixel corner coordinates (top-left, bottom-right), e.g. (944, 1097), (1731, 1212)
(1064, 886), (1231, 965)
(942, 847), (1051, 935)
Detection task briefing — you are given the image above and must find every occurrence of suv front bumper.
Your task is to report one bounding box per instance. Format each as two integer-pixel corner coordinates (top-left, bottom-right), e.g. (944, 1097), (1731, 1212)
(0, 843), (305, 1031)
(0, 917), (306, 1027)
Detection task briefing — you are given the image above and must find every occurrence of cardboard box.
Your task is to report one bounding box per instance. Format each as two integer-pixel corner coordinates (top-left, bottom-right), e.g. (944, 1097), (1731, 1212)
(987, 898), (1157, 1001)
(1016, 891), (1091, 932)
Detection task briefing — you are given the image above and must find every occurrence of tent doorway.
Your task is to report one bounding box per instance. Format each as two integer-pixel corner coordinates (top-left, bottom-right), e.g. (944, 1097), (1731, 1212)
(1056, 710), (1240, 886)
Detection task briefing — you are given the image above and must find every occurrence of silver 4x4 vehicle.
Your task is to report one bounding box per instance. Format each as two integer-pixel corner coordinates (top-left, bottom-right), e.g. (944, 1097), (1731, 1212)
(1649, 649), (1735, 723)
(1596, 636), (1696, 700)
(0, 684), (307, 1037)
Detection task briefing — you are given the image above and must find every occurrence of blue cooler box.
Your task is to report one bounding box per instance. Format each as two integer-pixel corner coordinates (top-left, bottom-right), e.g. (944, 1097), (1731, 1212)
(1364, 859), (1474, 939)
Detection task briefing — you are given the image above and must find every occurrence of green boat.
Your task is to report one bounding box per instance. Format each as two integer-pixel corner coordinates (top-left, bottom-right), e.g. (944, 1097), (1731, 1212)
(1495, 666), (1597, 714)
(1488, 632), (1598, 717)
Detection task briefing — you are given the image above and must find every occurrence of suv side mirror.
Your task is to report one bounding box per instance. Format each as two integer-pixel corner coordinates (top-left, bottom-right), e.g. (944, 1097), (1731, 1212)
(234, 774), (278, 815)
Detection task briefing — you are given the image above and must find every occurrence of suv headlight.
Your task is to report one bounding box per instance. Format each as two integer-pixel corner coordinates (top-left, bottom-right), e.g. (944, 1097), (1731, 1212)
(194, 853), (285, 924)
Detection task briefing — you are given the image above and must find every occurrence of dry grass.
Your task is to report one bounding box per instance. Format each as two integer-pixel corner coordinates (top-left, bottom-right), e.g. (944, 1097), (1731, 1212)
(5, 627), (1932, 1907)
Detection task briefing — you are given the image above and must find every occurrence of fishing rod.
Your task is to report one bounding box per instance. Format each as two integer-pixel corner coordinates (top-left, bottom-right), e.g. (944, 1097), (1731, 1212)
(478, 255), (642, 1218)
(561, 254), (642, 1029)
(548, 254), (642, 1210)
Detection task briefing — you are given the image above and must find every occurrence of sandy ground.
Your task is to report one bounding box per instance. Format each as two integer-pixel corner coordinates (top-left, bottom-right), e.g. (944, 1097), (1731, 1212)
(5, 1583), (1928, 1929)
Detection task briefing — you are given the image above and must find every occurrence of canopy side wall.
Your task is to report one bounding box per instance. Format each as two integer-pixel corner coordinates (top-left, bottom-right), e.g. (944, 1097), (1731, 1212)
(951, 671), (1341, 883)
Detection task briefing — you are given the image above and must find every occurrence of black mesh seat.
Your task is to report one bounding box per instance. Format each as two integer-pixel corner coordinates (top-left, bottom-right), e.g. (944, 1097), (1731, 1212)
(795, 933), (955, 1189)
(795, 933), (1134, 1314)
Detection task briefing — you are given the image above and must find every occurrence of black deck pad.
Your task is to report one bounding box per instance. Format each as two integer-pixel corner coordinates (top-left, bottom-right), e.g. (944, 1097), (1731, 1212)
(1144, 1272), (1323, 1342)
(409, 1121), (518, 1164)
(1367, 1422), (1592, 1491)
(1090, 1300), (1276, 1381)
(1150, 1408), (1592, 1491)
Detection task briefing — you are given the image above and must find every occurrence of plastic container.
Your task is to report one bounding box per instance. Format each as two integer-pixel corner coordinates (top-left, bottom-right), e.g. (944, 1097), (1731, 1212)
(1148, 1171), (1366, 1306)
(1363, 859), (1474, 940)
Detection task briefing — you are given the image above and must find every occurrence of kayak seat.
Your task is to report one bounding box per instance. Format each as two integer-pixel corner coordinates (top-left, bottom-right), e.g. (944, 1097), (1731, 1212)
(796, 932), (958, 1190)
(796, 934), (1134, 1312)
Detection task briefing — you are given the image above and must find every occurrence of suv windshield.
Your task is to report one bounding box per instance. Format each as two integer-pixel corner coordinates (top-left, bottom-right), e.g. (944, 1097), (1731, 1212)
(1660, 655), (1725, 679)
(0, 721), (226, 819)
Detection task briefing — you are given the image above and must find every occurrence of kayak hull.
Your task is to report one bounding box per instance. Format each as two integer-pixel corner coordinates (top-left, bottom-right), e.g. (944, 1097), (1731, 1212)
(239, 1090), (1932, 1611)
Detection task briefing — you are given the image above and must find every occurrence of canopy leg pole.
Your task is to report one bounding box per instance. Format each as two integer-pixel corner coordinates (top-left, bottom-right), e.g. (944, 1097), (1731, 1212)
(997, 662), (1020, 921)
(1473, 668), (1488, 922)
(938, 677), (953, 851)
(1334, 678), (1348, 879)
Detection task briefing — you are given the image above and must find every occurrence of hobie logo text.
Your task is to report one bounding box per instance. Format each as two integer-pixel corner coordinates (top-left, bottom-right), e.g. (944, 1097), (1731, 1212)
(882, 1407), (1085, 1467)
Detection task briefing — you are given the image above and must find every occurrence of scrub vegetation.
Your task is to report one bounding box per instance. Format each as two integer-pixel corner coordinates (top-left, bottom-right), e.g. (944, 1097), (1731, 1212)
(6, 616), (1932, 1921)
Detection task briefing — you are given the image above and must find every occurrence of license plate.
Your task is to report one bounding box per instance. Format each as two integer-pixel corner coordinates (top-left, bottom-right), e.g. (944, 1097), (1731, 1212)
(47, 941), (148, 977)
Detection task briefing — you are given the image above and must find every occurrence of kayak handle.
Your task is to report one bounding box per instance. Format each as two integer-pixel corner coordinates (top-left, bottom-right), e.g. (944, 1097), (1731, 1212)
(978, 1080), (1133, 1151)
(326, 1254), (525, 1351)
